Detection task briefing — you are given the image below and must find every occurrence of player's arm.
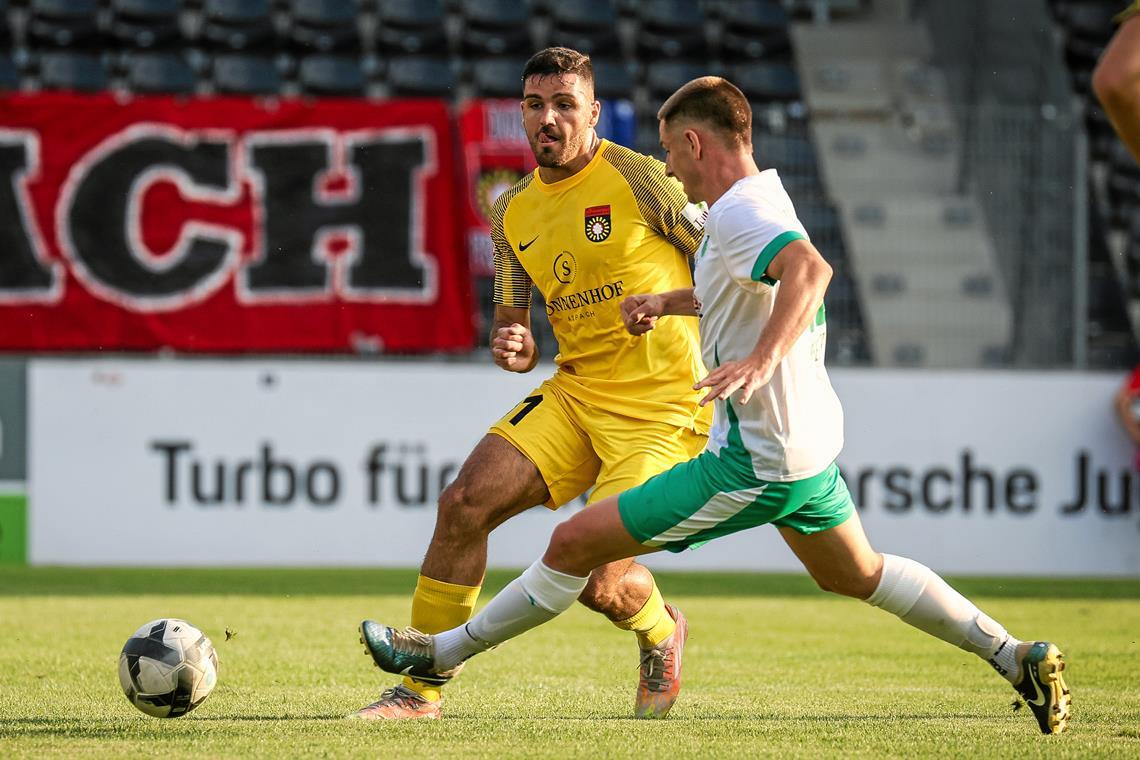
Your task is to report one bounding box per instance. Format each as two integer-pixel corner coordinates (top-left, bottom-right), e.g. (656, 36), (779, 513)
(1093, 12), (1140, 163)
(620, 288), (698, 335)
(491, 305), (538, 373)
(695, 240), (832, 406)
(1114, 384), (1140, 445)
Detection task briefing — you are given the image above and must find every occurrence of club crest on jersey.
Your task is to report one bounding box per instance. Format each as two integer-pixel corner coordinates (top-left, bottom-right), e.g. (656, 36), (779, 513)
(584, 205), (612, 242)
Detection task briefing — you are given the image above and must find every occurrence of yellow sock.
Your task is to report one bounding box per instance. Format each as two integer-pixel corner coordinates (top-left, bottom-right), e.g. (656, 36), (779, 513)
(403, 575), (481, 702)
(613, 582), (675, 648)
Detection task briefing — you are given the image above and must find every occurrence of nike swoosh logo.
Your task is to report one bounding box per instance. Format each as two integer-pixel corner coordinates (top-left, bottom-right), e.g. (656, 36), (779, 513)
(1026, 667), (1046, 707)
(399, 665), (415, 675)
(519, 235), (539, 251)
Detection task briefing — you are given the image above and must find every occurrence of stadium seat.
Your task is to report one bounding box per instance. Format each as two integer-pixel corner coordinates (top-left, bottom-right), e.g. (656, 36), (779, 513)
(108, 0), (185, 50)
(591, 58), (634, 101)
(645, 60), (711, 99)
(0, 0), (11, 49)
(124, 51), (197, 94)
(547, 0), (621, 57)
(212, 54), (282, 94)
(754, 132), (818, 176)
(375, 0), (448, 56)
(27, 0), (101, 48)
(386, 55), (456, 97)
(635, 0), (707, 60)
(716, 0), (791, 62)
(38, 51), (110, 92)
(288, 0), (361, 53)
(459, 0), (533, 57)
(298, 54), (365, 95)
(471, 56), (528, 98)
(0, 52), (19, 91)
(733, 62), (801, 102)
(200, 0), (277, 51)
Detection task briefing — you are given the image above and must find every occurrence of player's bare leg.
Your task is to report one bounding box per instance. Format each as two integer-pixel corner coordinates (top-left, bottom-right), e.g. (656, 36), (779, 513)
(779, 512), (1071, 734)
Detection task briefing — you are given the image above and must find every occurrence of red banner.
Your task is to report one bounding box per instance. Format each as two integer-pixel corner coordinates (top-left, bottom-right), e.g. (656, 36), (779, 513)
(0, 93), (472, 352)
(459, 99), (536, 277)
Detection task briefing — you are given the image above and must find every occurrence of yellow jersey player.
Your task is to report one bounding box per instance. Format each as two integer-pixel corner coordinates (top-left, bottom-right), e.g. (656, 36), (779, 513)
(351, 47), (710, 720)
(1094, 1), (1140, 162)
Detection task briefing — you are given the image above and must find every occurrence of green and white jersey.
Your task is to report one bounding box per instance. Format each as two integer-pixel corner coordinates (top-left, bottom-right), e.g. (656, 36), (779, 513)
(693, 171), (843, 482)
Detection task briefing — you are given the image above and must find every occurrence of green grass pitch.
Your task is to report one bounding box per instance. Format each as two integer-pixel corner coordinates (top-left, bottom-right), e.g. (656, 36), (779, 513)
(0, 568), (1137, 758)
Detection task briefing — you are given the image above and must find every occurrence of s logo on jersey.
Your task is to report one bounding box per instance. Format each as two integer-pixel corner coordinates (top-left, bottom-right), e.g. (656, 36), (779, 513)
(554, 251), (577, 284)
(584, 205), (611, 242)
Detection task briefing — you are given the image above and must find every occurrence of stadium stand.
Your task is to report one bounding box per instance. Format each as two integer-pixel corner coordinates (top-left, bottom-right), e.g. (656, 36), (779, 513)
(1, 0), (1127, 369)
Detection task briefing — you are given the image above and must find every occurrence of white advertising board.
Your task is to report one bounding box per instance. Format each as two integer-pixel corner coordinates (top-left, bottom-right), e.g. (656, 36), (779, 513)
(28, 360), (1140, 575)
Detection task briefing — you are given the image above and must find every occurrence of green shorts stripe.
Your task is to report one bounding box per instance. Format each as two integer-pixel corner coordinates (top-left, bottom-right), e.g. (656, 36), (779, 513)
(617, 450), (854, 553)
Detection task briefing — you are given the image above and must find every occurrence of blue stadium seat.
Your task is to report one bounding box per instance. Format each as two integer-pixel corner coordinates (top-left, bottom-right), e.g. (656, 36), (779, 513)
(386, 55), (456, 97)
(200, 0), (277, 51)
(212, 54), (282, 94)
(375, 0), (448, 56)
(716, 0), (791, 61)
(125, 51), (197, 94)
(547, 0), (620, 57)
(459, 0), (532, 57)
(471, 56), (527, 98)
(28, 0), (101, 48)
(733, 62), (801, 102)
(39, 51), (110, 92)
(298, 54), (366, 95)
(288, 0), (361, 53)
(635, 0), (707, 60)
(108, 0), (185, 50)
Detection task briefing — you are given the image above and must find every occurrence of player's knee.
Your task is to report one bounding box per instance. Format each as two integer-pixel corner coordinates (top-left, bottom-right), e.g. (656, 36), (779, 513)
(546, 521), (590, 571)
(811, 567), (880, 600)
(435, 480), (494, 538)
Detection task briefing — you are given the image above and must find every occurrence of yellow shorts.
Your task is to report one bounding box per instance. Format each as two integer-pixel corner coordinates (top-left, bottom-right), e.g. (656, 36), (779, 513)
(490, 378), (707, 509)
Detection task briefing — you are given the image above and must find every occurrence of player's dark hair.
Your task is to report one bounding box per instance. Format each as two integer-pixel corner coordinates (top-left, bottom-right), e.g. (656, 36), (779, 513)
(657, 76), (752, 147)
(521, 47), (595, 99)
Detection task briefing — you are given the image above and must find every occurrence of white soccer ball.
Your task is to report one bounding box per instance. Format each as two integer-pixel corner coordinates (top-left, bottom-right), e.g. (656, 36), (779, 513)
(117, 618), (218, 718)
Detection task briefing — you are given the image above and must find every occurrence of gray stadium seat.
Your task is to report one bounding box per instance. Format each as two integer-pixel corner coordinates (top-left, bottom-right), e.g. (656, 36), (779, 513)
(386, 55), (456, 97)
(591, 58), (633, 101)
(645, 60), (711, 99)
(0, 0), (10, 49)
(289, 0), (361, 53)
(125, 51), (197, 94)
(548, 0), (620, 57)
(733, 62), (801, 102)
(28, 0), (101, 48)
(375, 0), (448, 56)
(212, 54), (282, 94)
(108, 0), (185, 50)
(636, 0), (707, 60)
(472, 56), (528, 98)
(0, 52), (19, 91)
(716, 0), (791, 61)
(200, 0), (276, 51)
(298, 54), (366, 95)
(459, 0), (532, 57)
(39, 51), (110, 92)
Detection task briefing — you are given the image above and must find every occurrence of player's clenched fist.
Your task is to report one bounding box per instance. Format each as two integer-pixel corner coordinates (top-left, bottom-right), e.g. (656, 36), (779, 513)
(492, 323), (537, 372)
(620, 294), (662, 336)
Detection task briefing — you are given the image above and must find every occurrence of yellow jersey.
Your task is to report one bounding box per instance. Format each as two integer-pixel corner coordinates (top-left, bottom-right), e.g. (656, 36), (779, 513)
(491, 139), (710, 430)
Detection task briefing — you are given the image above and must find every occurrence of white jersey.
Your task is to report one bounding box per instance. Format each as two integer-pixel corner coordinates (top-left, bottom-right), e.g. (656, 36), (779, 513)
(693, 170), (844, 481)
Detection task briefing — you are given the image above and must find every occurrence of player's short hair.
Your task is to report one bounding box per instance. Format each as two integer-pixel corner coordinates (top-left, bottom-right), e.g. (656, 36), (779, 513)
(521, 47), (595, 99)
(657, 76), (752, 147)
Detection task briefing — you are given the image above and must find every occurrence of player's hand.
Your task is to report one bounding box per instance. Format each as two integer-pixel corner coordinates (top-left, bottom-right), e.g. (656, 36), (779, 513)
(694, 355), (775, 406)
(620, 294), (663, 336)
(492, 323), (537, 372)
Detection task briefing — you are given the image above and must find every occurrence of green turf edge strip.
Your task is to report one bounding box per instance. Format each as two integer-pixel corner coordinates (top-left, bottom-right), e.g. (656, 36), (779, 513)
(0, 492), (27, 565)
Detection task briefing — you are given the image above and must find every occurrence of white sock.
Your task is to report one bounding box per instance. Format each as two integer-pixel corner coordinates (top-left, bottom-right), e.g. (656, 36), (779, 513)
(866, 553), (1022, 683)
(432, 560), (589, 671)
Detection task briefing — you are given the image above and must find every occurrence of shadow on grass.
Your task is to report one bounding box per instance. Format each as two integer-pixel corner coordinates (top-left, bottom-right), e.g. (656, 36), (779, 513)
(1, 567), (1138, 599)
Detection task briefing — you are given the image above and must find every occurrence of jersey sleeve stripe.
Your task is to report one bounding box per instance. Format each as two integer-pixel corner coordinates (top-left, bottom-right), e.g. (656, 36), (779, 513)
(750, 230), (807, 282)
(600, 143), (704, 255)
(1116, 0), (1140, 23)
(491, 174), (535, 309)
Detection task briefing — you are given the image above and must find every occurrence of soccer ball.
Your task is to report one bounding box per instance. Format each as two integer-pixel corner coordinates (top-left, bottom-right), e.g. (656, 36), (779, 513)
(117, 618), (218, 718)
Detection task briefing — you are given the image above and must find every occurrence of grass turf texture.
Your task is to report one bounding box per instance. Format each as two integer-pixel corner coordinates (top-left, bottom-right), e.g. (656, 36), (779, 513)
(0, 569), (1137, 759)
